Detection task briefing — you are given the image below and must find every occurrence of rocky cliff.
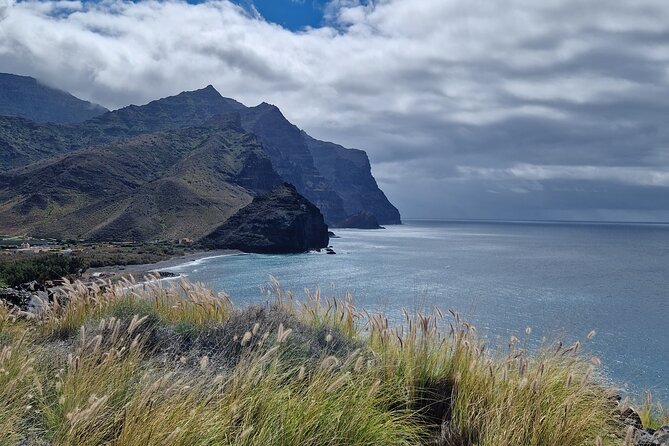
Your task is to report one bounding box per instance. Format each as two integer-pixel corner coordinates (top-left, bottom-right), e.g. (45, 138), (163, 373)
(332, 211), (383, 229)
(238, 103), (349, 224)
(303, 134), (401, 225)
(204, 183), (329, 253)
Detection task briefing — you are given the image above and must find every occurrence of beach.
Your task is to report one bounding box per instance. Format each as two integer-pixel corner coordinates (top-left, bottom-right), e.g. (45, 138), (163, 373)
(83, 249), (242, 283)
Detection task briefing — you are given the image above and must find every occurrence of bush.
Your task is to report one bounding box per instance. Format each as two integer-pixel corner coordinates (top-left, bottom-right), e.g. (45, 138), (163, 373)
(0, 254), (87, 288)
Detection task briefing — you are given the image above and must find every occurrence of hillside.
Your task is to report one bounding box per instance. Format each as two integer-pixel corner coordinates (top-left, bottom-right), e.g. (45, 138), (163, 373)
(0, 116), (283, 241)
(0, 82), (400, 226)
(0, 73), (107, 123)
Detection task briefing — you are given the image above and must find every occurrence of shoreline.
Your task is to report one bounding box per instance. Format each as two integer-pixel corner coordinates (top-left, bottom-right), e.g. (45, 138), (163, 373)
(83, 249), (242, 282)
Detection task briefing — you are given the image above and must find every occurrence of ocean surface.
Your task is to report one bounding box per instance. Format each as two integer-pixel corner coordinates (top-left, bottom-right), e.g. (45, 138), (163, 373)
(164, 220), (669, 402)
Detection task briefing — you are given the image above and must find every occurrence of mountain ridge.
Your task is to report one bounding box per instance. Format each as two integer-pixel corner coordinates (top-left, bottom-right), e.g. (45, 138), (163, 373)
(0, 77), (400, 244)
(0, 73), (107, 124)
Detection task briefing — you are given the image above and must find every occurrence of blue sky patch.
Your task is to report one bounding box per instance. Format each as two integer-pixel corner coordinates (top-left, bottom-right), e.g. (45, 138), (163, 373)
(230, 0), (329, 30)
(71, 0), (332, 31)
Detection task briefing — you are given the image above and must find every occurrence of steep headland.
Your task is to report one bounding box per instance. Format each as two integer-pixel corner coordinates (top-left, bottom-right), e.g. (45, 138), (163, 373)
(204, 183), (330, 253)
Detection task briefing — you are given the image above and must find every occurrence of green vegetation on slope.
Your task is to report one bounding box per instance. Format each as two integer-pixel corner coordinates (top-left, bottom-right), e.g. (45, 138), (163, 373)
(0, 254), (86, 288)
(0, 243), (199, 291)
(0, 123), (281, 242)
(0, 278), (657, 445)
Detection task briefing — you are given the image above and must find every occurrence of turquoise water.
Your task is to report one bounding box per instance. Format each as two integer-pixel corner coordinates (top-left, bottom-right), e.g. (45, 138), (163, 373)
(165, 220), (669, 401)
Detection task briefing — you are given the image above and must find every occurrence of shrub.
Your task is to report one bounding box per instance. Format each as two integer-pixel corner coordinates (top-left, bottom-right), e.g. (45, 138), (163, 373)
(0, 254), (86, 288)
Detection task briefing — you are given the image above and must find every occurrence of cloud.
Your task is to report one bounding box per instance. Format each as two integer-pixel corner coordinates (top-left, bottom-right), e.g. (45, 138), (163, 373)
(457, 164), (669, 187)
(0, 0), (13, 21)
(1, 0), (669, 220)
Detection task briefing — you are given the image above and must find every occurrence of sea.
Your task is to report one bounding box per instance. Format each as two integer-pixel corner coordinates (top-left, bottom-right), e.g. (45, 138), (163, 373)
(163, 220), (669, 402)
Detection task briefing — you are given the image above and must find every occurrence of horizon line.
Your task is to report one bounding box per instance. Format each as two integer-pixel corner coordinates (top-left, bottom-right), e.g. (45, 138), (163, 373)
(401, 217), (669, 226)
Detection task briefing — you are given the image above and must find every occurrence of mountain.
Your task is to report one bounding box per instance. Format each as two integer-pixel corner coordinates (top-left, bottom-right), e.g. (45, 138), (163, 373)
(0, 73), (107, 123)
(0, 83), (400, 225)
(81, 85), (244, 137)
(0, 116), (108, 170)
(238, 103), (350, 224)
(303, 134), (401, 224)
(0, 115), (283, 241)
(331, 211), (382, 230)
(204, 183), (329, 254)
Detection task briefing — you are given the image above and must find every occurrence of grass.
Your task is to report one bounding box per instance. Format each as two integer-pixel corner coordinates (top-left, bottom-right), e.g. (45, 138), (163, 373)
(636, 392), (669, 430)
(36, 276), (230, 338)
(0, 278), (657, 445)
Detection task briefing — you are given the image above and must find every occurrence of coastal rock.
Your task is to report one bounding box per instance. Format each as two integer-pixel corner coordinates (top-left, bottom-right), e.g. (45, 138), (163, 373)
(622, 407), (644, 430)
(654, 426), (669, 445)
(333, 211), (383, 229)
(203, 183), (329, 254)
(635, 427), (669, 446)
(0, 287), (33, 309)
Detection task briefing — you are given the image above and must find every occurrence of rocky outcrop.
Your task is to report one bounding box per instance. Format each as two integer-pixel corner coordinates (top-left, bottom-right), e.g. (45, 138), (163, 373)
(333, 211), (383, 229)
(635, 427), (669, 446)
(0, 287), (33, 309)
(619, 406), (669, 446)
(203, 183), (329, 254)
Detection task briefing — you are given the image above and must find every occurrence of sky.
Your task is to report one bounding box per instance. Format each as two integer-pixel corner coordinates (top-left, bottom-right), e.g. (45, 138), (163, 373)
(1, 0), (669, 221)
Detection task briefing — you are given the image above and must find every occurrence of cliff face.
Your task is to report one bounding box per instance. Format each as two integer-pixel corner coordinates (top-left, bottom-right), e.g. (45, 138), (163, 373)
(303, 134), (402, 225)
(0, 73), (107, 124)
(239, 104), (349, 224)
(204, 183), (329, 254)
(332, 211), (383, 229)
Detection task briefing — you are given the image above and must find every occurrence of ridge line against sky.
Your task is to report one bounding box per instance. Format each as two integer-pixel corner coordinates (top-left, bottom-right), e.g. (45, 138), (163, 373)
(1, 0), (669, 222)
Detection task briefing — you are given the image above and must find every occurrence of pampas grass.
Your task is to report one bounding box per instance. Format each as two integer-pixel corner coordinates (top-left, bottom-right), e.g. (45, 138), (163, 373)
(0, 277), (654, 445)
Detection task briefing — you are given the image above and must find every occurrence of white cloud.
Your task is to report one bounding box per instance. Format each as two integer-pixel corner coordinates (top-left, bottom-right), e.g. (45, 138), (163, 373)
(1, 0), (669, 219)
(458, 164), (669, 187)
(0, 0), (14, 20)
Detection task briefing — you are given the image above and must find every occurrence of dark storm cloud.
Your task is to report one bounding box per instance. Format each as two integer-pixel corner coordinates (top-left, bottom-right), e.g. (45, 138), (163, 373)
(1, 0), (668, 220)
